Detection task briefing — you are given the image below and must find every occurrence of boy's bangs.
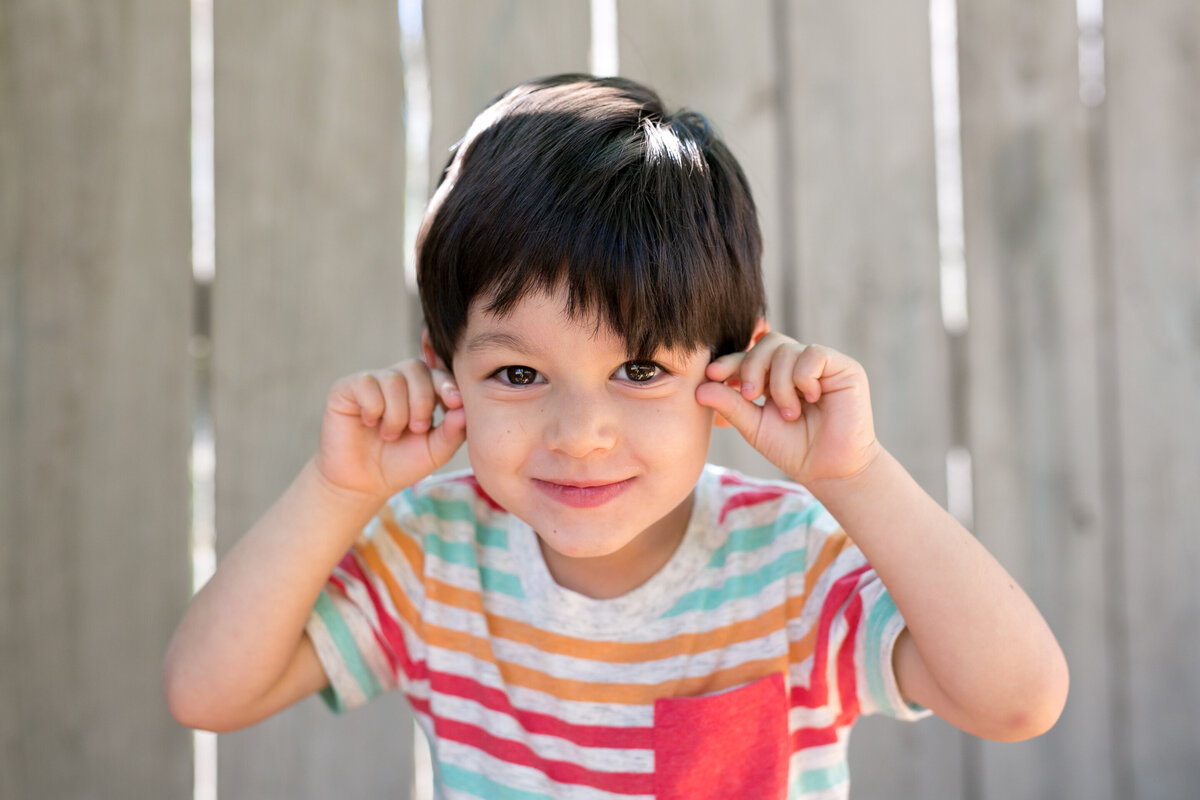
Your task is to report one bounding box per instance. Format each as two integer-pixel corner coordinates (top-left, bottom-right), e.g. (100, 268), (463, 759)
(418, 76), (764, 365)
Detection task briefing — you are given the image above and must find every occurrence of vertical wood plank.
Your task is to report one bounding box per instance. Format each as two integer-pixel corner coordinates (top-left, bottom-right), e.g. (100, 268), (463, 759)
(0, 2), (193, 798)
(213, 2), (416, 797)
(616, 0), (786, 480)
(783, 3), (963, 798)
(1104, 2), (1200, 797)
(957, 2), (1114, 797)
(422, 0), (590, 481)
(424, 0), (592, 193)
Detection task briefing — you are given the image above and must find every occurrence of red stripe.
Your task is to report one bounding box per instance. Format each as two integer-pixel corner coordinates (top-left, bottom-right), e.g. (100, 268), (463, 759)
(787, 566), (870, 753)
(834, 593), (864, 725)
(334, 556), (426, 684)
(791, 723), (840, 751)
(433, 716), (653, 795)
(790, 565), (870, 708)
(449, 474), (506, 511)
(429, 669), (653, 749)
(718, 488), (792, 524)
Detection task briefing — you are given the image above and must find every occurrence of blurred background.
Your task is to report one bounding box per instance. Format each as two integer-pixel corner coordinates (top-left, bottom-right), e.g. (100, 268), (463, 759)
(2, 1), (1197, 798)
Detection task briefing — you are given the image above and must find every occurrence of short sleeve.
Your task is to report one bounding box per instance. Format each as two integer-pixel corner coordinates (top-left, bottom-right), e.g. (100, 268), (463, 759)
(795, 503), (930, 724)
(304, 488), (428, 714)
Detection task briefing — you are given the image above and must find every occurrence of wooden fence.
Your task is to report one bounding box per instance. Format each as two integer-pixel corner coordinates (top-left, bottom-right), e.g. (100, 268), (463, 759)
(2, 1), (1197, 798)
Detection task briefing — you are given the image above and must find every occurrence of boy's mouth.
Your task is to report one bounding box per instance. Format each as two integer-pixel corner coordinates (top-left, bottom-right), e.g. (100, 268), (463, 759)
(531, 477), (634, 508)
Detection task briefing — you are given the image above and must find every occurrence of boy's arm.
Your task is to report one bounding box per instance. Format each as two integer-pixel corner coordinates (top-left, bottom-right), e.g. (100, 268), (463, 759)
(809, 448), (1068, 741)
(697, 335), (1068, 741)
(162, 460), (379, 732)
(163, 360), (465, 732)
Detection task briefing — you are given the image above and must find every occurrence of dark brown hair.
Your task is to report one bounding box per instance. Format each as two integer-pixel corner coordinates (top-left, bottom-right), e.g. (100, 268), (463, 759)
(416, 74), (764, 366)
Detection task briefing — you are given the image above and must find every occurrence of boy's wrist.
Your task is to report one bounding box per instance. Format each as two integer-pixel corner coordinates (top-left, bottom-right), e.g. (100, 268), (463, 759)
(302, 457), (391, 520)
(804, 443), (894, 509)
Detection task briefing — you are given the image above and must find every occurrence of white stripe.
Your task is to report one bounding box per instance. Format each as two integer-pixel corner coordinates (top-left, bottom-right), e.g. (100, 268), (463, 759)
(432, 693), (654, 771)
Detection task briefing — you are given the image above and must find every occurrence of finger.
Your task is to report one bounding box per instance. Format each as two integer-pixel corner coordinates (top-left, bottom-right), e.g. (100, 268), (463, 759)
(426, 406), (467, 467)
(695, 380), (763, 445)
(793, 345), (843, 403)
(768, 345), (804, 420)
(350, 373), (387, 427)
(704, 352), (745, 383)
(734, 333), (785, 401)
(396, 361), (436, 434)
(430, 367), (462, 409)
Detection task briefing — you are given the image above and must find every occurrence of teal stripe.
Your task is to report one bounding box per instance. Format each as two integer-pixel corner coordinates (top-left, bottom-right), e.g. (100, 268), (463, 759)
(481, 566), (525, 598)
(664, 548), (806, 617)
(440, 764), (555, 800)
(865, 590), (899, 715)
(426, 498), (509, 549)
(475, 524), (508, 549)
(708, 509), (820, 567)
(422, 532), (479, 567)
(789, 761), (848, 795)
(313, 590), (382, 710)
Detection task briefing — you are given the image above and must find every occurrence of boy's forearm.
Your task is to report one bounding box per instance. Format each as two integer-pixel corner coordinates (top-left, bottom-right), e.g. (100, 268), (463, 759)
(807, 448), (1068, 738)
(163, 457), (383, 723)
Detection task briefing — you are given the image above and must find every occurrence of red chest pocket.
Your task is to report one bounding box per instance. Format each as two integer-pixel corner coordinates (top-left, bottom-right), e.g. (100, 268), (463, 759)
(653, 672), (789, 800)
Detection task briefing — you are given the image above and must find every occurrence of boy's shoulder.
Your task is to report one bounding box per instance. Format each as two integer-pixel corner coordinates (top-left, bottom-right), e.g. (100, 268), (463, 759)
(700, 464), (830, 531)
(380, 469), (511, 541)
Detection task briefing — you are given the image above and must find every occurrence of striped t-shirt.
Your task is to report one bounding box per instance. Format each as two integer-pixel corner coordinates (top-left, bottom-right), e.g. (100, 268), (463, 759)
(305, 464), (928, 799)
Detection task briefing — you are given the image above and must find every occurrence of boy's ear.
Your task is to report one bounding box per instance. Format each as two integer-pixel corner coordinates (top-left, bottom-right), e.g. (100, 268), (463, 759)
(749, 317), (770, 348)
(712, 317), (772, 430)
(420, 329), (450, 371)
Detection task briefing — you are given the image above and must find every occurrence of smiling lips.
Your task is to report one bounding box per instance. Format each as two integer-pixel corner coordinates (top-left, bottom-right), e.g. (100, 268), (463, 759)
(532, 477), (635, 508)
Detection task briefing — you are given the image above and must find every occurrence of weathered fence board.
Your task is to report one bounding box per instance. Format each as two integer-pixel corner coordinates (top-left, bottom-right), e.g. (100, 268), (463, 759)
(212, 1), (415, 796)
(617, 0), (786, 480)
(958, 1), (1113, 798)
(3, 3), (1197, 798)
(421, 0), (590, 485)
(425, 0), (592, 194)
(1104, 1), (1200, 797)
(781, 3), (965, 798)
(0, 2), (192, 798)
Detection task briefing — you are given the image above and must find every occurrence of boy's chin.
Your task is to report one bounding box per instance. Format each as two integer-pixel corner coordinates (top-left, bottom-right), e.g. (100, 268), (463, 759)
(533, 527), (639, 561)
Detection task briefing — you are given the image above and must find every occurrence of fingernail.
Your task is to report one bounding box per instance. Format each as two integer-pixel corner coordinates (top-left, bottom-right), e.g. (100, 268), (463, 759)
(781, 407), (797, 420)
(741, 382), (755, 396)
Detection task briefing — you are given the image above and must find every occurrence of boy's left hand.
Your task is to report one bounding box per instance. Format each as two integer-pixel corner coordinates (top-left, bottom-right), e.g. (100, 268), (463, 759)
(695, 334), (883, 487)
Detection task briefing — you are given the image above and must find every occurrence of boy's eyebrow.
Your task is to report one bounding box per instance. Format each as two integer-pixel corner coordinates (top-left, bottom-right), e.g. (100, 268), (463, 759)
(463, 330), (536, 354)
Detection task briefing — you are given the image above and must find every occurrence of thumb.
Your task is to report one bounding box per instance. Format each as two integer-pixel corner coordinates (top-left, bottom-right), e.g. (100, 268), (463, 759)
(426, 407), (467, 467)
(696, 381), (762, 444)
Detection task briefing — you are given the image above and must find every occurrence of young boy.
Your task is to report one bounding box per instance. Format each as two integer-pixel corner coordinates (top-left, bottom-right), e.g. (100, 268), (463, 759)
(164, 75), (1068, 799)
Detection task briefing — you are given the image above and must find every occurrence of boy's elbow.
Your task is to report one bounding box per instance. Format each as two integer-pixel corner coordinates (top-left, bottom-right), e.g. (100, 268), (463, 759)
(162, 656), (239, 733)
(989, 648), (1070, 742)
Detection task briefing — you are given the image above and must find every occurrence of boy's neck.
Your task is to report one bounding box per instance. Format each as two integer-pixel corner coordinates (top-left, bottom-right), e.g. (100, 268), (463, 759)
(536, 492), (695, 599)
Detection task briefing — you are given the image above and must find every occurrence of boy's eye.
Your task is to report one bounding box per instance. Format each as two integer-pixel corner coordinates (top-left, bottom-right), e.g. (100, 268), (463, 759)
(621, 360), (660, 382)
(496, 365), (541, 385)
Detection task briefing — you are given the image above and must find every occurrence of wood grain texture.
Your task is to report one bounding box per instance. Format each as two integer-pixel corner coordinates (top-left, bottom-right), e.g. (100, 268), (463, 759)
(1103, 1), (1200, 797)
(0, 1), (193, 797)
(212, 1), (416, 796)
(424, 0), (592, 192)
(958, 1), (1113, 798)
(781, 3), (964, 798)
(616, 0), (787, 481)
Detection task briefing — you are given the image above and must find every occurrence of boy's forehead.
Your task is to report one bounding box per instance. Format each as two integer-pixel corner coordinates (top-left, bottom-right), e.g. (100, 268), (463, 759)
(462, 289), (613, 351)
(458, 288), (709, 362)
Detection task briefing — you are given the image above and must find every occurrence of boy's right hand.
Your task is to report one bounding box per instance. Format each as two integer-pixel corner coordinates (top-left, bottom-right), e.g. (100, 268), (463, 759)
(314, 359), (467, 501)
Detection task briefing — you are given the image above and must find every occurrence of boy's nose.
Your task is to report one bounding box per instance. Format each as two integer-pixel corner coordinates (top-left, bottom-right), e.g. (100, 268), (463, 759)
(544, 393), (619, 458)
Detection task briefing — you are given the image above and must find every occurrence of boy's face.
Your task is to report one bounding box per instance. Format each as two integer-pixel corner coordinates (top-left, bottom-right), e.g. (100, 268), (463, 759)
(447, 286), (716, 563)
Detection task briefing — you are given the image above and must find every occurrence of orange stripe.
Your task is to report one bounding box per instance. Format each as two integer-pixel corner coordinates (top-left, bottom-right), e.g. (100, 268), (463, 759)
(428, 579), (789, 662)
(492, 654), (790, 705)
(377, 504), (423, 577)
(356, 539), (421, 631)
(354, 521), (855, 704)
